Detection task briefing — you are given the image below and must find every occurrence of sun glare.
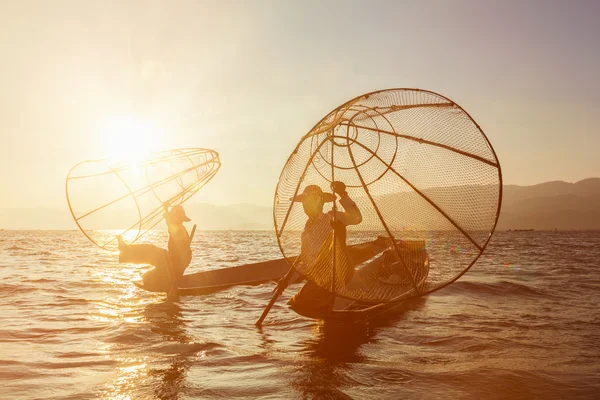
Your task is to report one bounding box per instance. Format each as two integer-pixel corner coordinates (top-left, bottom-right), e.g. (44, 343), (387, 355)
(100, 114), (163, 164)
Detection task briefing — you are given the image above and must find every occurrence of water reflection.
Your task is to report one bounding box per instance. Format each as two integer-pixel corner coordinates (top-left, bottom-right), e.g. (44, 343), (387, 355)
(144, 301), (193, 400)
(294, 297), (428, 399)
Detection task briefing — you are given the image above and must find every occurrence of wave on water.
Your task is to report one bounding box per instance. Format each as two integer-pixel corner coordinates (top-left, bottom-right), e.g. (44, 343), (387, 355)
(214, 257), (240, 263)
(0, 283), (38, 295)
(151, 341), (223, 355)
(27, 251), (54, 257)
(372, 370), (416, 384)
(28, 278), (56, 283)
(44, 296), (91, 307)
(437, 280), (551, 298)
(6, 245), (26, 251)
(1, 230), (599, 399)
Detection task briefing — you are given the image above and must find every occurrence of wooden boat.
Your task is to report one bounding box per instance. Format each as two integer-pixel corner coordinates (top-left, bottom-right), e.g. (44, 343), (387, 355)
(135, 238), (430, 323)
(133, 238), (393, 295)
(287, 240), (430, 322)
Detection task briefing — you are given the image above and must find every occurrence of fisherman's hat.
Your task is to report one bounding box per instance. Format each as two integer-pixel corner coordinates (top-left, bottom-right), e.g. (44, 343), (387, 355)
(170, 205), (191, 222)
(291, 185), (335, 202)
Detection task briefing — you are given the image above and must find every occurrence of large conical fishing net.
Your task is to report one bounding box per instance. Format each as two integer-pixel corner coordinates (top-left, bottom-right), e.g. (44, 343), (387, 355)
(66, 148), (221, 250)
(274, 89), (502, 304)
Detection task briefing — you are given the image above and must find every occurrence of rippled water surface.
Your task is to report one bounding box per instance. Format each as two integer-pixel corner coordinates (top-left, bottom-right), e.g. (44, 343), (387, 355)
(1, 230), (599, 399)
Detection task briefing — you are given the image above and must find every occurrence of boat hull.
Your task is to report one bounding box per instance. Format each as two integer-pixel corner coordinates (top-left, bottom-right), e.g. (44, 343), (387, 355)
(133, 238), (391, 295)
(288, 240), (430, 322)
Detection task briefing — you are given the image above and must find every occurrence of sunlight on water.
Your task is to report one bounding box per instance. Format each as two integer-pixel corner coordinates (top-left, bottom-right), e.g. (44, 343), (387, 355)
(0, 230), (599, 399)
(102, 360), (149, 400)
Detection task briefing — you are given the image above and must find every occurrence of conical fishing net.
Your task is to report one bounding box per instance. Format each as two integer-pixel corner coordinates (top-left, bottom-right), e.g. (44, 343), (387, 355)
(274, 89), (501, 303)
(66, 148), (221, 249)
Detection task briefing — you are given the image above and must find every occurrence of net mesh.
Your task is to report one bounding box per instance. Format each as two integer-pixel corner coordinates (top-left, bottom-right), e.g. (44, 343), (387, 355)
(66, 148), (221, 249)
(274, 89), (501, 303)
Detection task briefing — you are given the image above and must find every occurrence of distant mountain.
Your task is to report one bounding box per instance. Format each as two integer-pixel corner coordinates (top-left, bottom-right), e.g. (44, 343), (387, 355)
(0, 178), (598, 230)
(502, 178), (600, 205)
(0, 203), (274, 231)
(497, 178), (600, 230)
(184, 203), (273, 230)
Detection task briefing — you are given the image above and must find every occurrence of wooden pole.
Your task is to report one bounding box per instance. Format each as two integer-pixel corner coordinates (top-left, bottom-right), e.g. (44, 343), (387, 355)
(189, 224), (197, 243)
(255, 263), (297, 326)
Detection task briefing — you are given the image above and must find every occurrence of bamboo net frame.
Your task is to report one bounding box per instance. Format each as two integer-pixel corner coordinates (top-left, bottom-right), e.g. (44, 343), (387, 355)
(274, 89), (502, 304)
(66, 148), (221, 249)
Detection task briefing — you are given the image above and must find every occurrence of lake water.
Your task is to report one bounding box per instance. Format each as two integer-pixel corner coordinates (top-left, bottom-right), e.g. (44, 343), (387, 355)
(1, 230), (599, 399)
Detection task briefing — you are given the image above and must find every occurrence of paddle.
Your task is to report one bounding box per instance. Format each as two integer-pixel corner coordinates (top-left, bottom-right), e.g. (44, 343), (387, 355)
(189, 224), (197, 243)
(255, 259), (299, 326)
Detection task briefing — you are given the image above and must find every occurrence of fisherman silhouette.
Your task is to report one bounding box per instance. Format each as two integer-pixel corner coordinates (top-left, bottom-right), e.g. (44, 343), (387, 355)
(118, 202), (192, 300)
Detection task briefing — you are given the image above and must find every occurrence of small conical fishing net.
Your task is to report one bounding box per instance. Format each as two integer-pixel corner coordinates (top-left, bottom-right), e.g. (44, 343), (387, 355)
(274, 89), (502, 304)
(66, 148), (220, 249)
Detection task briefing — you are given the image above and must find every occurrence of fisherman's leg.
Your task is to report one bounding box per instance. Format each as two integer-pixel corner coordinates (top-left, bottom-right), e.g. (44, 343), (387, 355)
(166, 254), (188, 289)
(288, 281), (335, 312)
(119, 243), (169, 268)
(140, 251), (171, 293)
(165, 254), (185, 300)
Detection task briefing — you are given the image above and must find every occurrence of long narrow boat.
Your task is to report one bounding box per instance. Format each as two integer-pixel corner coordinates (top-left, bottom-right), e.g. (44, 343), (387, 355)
(287, 240), (430, 322)
(133, 238), (392, 296)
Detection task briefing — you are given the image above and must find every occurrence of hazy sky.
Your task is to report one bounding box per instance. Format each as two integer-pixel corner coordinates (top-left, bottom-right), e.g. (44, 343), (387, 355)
(1, 0), (598, 208)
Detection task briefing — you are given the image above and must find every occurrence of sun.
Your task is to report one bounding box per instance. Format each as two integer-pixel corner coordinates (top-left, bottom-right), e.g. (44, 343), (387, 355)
(99, 114), (164, 164)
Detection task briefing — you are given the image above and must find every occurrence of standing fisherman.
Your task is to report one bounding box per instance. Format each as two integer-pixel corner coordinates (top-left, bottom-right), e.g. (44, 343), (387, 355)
(118, 202), (192, 300)
(286, 181), (362, 315)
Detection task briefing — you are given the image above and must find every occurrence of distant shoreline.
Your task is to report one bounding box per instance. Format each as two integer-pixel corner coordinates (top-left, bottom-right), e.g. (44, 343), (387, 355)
(1, 177), (599, 231)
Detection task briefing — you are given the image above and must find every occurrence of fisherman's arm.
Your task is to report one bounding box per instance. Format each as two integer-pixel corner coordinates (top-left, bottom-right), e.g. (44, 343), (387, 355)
(332, 181), (362, 226)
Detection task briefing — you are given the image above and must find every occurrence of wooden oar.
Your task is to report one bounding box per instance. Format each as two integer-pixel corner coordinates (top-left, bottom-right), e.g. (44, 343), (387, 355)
(189, 224), (197, 243)
(255, 259), (299, 326)
(256, 228), (341, 326)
